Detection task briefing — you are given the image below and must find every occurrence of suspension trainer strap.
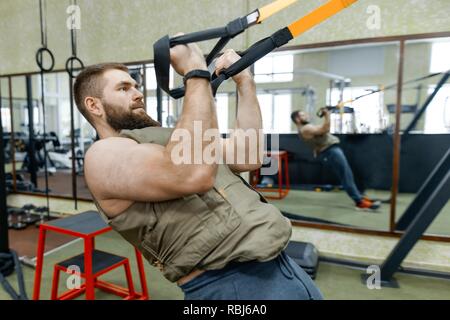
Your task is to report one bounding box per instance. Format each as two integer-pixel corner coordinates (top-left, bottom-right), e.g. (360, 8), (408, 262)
(337, 69), (450, 109)
(36, 0), (55, 72)
(36, 0), (52, 217)
(287, 0), (357, 37)
(65, 0), (84, 79)
(154, 0), (299, 99)
(65, 0), (84, 210)
(154, 0), (359, 99)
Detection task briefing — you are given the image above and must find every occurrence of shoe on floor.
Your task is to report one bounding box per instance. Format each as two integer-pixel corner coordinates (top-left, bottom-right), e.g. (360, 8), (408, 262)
(356, 198), (381, 212)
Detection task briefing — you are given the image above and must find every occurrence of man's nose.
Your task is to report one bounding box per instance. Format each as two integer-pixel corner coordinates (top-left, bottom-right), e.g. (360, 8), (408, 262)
(132, 88), (144, 101)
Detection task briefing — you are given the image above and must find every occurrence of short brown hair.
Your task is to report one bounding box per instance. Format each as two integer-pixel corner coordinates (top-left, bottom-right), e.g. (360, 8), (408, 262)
(290, 110), (301, 123)
(74, 63), (129, 126)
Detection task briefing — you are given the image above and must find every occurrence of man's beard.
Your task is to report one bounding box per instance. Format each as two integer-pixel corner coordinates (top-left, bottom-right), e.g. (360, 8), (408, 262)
(300, 119), (310, 125)
(103, 100), (161, 131)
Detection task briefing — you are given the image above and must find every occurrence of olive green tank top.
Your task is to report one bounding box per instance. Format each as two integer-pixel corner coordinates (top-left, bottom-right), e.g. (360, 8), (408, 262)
(94, 127), (292, 282)
(302, 132), (340, 155)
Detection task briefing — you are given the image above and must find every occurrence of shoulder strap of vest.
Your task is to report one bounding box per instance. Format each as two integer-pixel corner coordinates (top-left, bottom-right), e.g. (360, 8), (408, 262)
(119, 127), (174, 145)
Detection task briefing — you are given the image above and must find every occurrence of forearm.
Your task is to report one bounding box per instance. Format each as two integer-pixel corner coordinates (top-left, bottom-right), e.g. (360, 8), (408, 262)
(235, 79), (261, 131)
(321, 114), (331, 134)
(175, 78), (217, 135)
(166, 78), (218, 176)
(228, 77), (263, 168)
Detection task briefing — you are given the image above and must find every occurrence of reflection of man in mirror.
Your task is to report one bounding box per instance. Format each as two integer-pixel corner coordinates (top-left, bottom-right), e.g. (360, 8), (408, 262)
(291, 109), (380, 212)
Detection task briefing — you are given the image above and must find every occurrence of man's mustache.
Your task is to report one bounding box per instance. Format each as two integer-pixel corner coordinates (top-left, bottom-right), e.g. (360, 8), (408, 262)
(131, 101), (145, 110)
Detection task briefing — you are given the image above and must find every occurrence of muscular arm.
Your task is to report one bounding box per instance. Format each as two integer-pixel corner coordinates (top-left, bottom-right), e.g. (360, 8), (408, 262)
(85, 43), (218, 204)
(217, 50), (263, 173)
(300, 111), (330, 138)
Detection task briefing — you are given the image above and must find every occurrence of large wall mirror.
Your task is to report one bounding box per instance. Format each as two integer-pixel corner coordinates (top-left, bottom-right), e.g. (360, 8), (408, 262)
(247, 41), (400, 232)
(2, 33), (449, 240)
(395, 37), (450, 237)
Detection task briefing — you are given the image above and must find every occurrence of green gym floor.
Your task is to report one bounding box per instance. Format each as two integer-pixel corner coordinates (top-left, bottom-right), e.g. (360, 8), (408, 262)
(269, 189), (450, 235)
(1, 231), (450, 300)
(3, 190), (450, 300)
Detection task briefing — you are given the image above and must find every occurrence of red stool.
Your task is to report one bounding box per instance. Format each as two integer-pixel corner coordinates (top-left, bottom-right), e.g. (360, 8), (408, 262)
(51, 250), (136, 300)
(33, 211), (149, 300)
(251, 151), (290, 200)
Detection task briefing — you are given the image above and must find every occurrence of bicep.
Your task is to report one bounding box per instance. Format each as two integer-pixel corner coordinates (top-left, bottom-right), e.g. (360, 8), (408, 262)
(85, 139), (198, 202)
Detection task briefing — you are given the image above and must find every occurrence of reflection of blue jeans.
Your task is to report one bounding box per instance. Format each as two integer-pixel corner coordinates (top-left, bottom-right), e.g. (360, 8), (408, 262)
(317, 145), (362, 204)
(179, 252), (323, 300)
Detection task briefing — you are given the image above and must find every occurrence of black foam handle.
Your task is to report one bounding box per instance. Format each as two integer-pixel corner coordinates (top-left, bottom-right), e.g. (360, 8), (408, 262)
(209, 28), (293, 93)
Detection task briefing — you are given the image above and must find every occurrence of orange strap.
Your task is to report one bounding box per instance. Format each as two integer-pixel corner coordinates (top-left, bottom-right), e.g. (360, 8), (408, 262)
(257, 0), (298, 23)
(288, 0), (358, 38)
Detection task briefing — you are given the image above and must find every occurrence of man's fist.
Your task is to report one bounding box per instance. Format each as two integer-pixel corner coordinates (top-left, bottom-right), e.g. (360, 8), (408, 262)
(170, 33), (208, 76)
(214, 49), (253, 85)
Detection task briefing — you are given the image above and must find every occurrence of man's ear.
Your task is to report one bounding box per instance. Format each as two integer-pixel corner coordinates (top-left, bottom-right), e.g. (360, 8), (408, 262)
(84, 96), (103, 118)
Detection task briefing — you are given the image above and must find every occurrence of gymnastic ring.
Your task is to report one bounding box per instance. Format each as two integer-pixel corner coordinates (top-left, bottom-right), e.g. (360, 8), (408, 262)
(65, 56), (84, 79)
(35, 47), (55, 72)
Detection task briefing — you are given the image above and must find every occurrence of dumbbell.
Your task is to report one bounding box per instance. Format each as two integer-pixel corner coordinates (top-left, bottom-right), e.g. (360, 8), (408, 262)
(7, 208), (28, 230)
(7, 208), (19, 229)
(34, 206), (50, 227)
(22, 204), (37, 224)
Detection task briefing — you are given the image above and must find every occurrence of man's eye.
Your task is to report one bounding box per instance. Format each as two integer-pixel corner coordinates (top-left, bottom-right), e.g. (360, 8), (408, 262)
(119, 87), (127, 91)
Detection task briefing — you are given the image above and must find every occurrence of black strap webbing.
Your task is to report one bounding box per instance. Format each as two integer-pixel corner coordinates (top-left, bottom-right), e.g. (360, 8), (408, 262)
(154, 16), (250, 99)
(154, 26), (292, 99)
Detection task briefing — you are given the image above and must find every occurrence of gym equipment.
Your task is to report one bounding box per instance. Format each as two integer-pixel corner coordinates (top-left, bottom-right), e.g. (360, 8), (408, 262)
(33, 211), (149, 300)
(154, 0), (358, 98)
(7, 208), (28, 230)
(337, 69), (450, 115)
(0, 82), (29, 300)
(22, 204), (40, 225)
(0, 250), (29, 300)
(35, 0), (53, 222)
(65, 0), (85, 210)
(35, 0), (55, 72)
(6, 204), (46, 230)
(316, 106), (337, 118)
(5, 172), (34, 193)
(20, 133), (57, 174)
(51, 250), (137, 300)
(252, 151), (290, 199)
(284, 241), (320, 279)
(65, 0), (84, 79)
(404, 70), (450, 135)
(34, 206), (50, 227)
(373, 147), (450, 287)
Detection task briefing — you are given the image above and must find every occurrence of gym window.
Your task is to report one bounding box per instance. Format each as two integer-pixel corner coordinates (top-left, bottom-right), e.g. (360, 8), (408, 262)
(430, 41), (450, 73)
(254, 54), (294, 83)
(257, 93), (292, 133)
(424, 84), (450, 133)
(326, 86), (386, 134)
(145, 65), (158, 90)
(145, 64), (174, 90)
(146, 95), (175, 127)
(1, 106), (11, 132)
(215, 94), (229, 134)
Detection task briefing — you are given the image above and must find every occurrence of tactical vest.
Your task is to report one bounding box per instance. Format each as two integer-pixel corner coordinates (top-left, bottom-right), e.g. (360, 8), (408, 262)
(94, 126), (292, 283)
